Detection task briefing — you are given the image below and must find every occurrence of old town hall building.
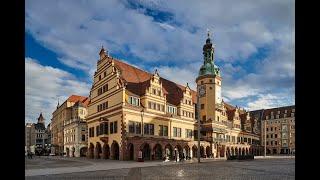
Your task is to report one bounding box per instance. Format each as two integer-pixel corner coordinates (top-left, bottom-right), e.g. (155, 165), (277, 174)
(86, 33), (263, 161)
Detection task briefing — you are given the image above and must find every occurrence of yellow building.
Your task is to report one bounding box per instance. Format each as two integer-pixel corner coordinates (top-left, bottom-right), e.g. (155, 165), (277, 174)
(63, 98), (89, 157)
(51, 95), (89, 155)
(86, 34), (262, 161)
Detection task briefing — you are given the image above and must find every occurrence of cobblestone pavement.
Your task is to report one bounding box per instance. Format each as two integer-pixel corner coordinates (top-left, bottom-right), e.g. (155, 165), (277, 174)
(26, 158), (294, 180)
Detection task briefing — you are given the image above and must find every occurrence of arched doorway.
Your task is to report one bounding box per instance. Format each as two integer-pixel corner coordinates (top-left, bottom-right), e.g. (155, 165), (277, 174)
(242, 148), (245, 155)
(235, 147), (238, 156)
(226, 147), (230, 157)
(111, 141), (120, 160)
(141, 143), (151, 160)
(71, 147), (75, 157)
(153, 144), (162, 160)
(66, 148), (70, 157)
(88, 143), (94, 158)
(184, 145), (190, 159)
(200, 146), (205, 158)
(165, 144), (173, 160)
(80, 147), (87, 157)
(128, 143), (134, 160)
(206, 146), (212, 158)
(174, 145), (183, 160)
(95, 142), (102, 159)
(231, 147), (235, 156)
(192, 145), (198, 158)
(245, 148), (248, 155)
(103, 143), (110, 159)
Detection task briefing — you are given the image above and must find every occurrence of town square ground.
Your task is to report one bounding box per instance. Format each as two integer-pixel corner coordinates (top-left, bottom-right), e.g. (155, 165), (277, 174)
(26, 156), (294, 180)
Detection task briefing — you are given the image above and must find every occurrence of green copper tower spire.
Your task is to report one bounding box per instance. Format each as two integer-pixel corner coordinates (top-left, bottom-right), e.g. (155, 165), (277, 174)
(198, 30), (221, 77)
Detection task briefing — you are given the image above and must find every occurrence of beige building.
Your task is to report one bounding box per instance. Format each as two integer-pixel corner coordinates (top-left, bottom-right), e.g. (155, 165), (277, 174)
(51, 95), (89, 155)
(86, 34), (262, 161)
(63, 99), (89, 157)
(252, 106), (295, 155)
(25, 123), (35, 152)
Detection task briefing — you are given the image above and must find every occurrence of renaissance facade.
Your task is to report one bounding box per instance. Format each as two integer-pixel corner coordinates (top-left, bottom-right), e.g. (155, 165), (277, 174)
(86, 34), (263, 161)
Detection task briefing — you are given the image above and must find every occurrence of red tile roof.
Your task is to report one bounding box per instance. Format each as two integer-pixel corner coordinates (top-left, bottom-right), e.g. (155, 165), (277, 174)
(67, 95), (90, 107)
(112, 59), (197, 105)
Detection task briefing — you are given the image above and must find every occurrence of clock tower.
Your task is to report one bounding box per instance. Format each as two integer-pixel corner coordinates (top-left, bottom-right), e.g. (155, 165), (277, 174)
(196, 31), (222, 123)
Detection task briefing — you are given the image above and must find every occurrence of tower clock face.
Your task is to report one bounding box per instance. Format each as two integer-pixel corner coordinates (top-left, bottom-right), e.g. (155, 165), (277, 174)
(198, 85), (206, 97)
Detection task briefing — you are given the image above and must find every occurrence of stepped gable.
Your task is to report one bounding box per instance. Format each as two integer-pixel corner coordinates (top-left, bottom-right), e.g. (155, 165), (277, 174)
(112, 59), (197, 105)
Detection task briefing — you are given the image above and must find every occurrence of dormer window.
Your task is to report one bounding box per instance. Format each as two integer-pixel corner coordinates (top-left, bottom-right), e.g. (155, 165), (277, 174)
(152, 88), (156, 95)
(129, 96), (140, 106)
(167, 105), (177, 115)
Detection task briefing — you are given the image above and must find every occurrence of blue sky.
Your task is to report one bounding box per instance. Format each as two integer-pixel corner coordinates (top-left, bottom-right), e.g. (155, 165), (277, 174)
(25, 0), (295, 123)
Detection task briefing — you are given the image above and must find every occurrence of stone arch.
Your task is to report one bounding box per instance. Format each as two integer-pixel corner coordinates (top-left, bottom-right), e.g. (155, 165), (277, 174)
(200, 146), (205, 158)
(127, 143), (134, 160)
(80, 147), (88, 157)
(71, 147), (75, 157)
(206, 146), (212, 158)
(95, 142), (102, 159)
(141, 143), (151, 160)
(235, 147), (238, 155)
(184, 145), (190, 159)
(246, 148), (249, 155)
(165, 144), (173, 160)
(231, 147), (235, 156)
(242, 148), (245, 155)
(153, 143), (162, 160)
(174, 144), (183, 160)
(66, 147), (70, 157)
(226, 147), (230, 157)
(102, 143), (110, 159)
(192, 145), (198, 158)
(111, 141), (120, 160)
(88, 143), (94, 158)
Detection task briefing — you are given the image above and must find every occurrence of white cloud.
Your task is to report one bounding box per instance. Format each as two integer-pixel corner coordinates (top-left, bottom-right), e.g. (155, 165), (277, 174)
(25, 0), (295, 114)
(246, 92), (294, 111)
(25, 57), (91, 124)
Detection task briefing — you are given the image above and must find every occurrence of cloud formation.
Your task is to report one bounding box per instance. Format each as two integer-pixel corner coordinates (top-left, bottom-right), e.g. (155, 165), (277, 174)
(25, 57), (91, 123)
(25, 0), (295, 121)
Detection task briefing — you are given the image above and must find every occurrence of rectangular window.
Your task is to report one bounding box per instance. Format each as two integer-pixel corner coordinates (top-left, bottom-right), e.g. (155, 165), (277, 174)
(173, 127), (177, 137)
(157, 104), (160, 110)
(275, 141), (277, 145)
(201, 104), (204, 109)
(104, 123), (108, 134)
(161, 105), (164, 112)
(271, 127), (273, 131)
(271, 141), (273, 145)
(148, 102), (151, 109)
(266, 128), (268, 131)
(232, 136), (235, 142)
(271, 134), (273, 138)
(186, 129), (192, 138)
(266, 141), (269, 145)
(114, 121), (117, 133)
(275, 134), (278, 138)
(159, 125), (163, 136)
(129, 121), (135, 133)
(163, 126), (168, 136)
(135, 122), (141, 134)
(153, 103), (156, 110)
(153, 89), (156, 95)
(244, 138), (247, 142)
(144, 123), (154, 135)
(267, 134), (269, 138)
(129, 96), (140, 106)
(110, 122), (114, 134)
(96, 126), (100, 136)
(82, 134), (85, 141)
(158, 90), (161, 96)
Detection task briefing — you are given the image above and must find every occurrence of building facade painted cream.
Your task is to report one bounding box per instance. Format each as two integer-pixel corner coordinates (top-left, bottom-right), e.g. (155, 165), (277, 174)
(86, 34), (263, 161)
(63, 100), (89, 157)
(51, 95), (89, 155)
